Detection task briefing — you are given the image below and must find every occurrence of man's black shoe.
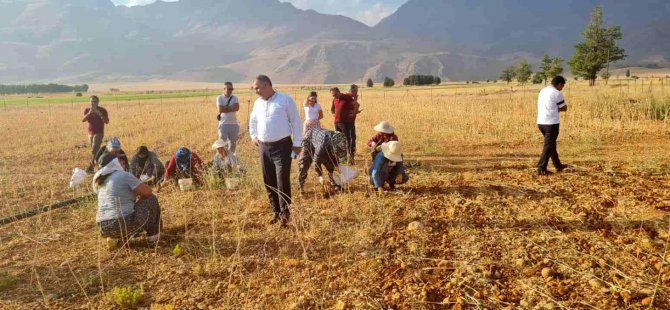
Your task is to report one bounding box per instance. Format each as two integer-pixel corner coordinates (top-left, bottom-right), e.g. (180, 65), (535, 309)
(269, 213), (280, 225)
(537, 170), (554, 176)
(556, 164), (568, 172)
(280, 212), (290, 228)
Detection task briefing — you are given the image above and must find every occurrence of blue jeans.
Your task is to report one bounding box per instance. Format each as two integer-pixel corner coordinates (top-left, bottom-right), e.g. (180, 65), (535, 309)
(218, 124), (240, 154)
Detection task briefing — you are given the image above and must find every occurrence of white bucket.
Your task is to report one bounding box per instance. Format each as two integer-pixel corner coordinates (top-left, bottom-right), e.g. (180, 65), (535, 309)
(178, 178), (194, 191)
(225, 177), (240, 190)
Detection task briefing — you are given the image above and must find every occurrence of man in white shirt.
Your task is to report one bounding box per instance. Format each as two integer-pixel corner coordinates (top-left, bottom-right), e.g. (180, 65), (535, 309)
(217, 82), (240, 154)
(536, 76), (569, 176)
(249, 75), (302, 227)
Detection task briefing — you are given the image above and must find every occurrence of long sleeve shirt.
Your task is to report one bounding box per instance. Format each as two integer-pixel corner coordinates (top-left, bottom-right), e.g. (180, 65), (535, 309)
(164, 153), (205, 181)
(129, 152), (164, 178)
(249, 92), (302, 147)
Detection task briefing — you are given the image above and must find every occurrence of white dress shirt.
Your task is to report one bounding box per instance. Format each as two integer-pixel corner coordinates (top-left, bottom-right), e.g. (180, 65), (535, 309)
(249, 92), (302, 147)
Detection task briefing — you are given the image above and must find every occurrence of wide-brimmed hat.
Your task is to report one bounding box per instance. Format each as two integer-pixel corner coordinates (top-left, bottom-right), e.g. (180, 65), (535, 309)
(373, 121), (394, 134)
(381, 141), (403, 162)
(212, 139), (229, 150)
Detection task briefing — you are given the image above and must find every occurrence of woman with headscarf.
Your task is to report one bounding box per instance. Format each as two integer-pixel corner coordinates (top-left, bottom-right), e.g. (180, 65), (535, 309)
(94, 153), (162, 246)
(298, 127), (349, 193)
(161, 147), (205, 186)
(129, 146), (165, 184)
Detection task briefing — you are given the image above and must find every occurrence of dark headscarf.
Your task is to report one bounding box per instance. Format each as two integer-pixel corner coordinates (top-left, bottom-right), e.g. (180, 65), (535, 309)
(175, 147), (191, 172)
(136, 146), (150, 168)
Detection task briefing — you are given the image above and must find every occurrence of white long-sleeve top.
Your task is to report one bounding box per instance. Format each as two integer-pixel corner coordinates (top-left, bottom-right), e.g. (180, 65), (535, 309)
(249, 92), (303, 147)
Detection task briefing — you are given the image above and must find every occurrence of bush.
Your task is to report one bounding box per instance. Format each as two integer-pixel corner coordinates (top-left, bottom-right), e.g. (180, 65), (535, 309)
(366, 78), (373, 88)
(650, 97), (670, 121)
(383, 77), (395, 87)
(76, 92), (82, 97)
(106, 286), (144, 308)
(403, 75), (441, 86)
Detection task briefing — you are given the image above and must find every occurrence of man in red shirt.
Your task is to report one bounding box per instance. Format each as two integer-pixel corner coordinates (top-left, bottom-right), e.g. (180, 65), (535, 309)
(82, 95), (109, 173)
(330, 87), (357, 164)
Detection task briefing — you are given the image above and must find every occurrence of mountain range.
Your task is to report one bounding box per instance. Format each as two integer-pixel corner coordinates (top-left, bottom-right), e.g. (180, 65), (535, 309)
(0, 0), (668, 84)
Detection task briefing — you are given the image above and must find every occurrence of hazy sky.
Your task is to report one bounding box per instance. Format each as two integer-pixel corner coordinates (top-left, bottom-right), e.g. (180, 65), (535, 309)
(110, 0), (406, 26)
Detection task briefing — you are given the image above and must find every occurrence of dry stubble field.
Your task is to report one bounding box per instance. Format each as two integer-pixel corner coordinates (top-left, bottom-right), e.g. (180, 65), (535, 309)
(0, 80), (670, 309)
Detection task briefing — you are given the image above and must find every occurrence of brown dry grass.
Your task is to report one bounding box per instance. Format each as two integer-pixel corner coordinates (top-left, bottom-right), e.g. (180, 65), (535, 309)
(0, 81), (669, 309)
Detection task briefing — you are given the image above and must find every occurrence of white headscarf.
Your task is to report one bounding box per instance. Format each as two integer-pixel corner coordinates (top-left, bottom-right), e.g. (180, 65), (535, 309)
(92, 158), (125, 193)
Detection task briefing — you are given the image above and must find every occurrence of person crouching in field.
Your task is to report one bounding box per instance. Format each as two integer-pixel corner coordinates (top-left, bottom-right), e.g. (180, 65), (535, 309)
(303, 91), (323, 133)
(83, 95), (109, 173)
(130, 146), (165, 185)
(210, 138), (240, 178)
(370, 141), (409, 195)
(95, 137), (129, 171)
(161, 147), (205, 187)
(298, 127), (349, 195)
(94, 153), (162, 247)
(536, 76), (569, 176)
(367, 121), (399, 160)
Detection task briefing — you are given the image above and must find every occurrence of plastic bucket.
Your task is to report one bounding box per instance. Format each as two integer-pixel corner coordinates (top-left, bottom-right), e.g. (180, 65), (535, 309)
(178, 178), (194, 191)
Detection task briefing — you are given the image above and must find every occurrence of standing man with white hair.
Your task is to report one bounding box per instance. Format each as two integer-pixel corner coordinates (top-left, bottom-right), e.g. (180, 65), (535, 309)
(249, 75), (302, 227)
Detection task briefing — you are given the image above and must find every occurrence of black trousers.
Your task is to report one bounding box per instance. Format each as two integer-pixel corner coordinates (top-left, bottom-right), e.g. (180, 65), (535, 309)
(537, 124), (562, 171)
(335, 122), (356, 160)
(260, 137), (293, 214)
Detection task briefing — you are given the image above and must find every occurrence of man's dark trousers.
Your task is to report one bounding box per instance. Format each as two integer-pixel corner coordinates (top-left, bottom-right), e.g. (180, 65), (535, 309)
(537, 124), (562, 172)
(260, 137), (293, 215)
(335, 122), (356, 161)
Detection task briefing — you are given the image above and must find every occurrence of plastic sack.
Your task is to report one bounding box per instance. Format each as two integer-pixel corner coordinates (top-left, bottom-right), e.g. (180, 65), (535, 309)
(69, 168), (87, 188)
(333, 165), (358, 186)
(140, 174), (155, 183)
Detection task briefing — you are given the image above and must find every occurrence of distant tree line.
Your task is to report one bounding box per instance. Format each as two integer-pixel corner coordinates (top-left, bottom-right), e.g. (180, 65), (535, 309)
(0, 83), (89, 95)
(403, 75), (442, 86)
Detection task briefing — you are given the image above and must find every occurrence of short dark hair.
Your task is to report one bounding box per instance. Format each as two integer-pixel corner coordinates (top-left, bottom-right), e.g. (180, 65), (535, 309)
(90, 95), (99, 102)
(350, 84), (358, 91)
(224, 81), (233, 87)
(256, 75), (272, 87)
(551, 76), (567, 87)
(309, 91), (318, 97)
(330, 87), (340, 93)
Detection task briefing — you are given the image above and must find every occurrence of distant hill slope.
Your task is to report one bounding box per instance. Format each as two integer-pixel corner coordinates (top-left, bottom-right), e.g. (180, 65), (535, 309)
(0, 0), (667, 84)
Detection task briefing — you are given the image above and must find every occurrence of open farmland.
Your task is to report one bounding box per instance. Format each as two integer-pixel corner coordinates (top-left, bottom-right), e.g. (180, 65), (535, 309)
(1, 80), (670, 309)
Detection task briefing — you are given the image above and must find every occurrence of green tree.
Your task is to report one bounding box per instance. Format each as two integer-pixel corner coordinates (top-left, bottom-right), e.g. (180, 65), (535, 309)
(568, 6), (626, 86)
(539, 54), (552, 84)
(500, 66), (517, 85)
(532, 73), (544, 84)
(516, 59), (533, 84)
(366, 78), (373, 88)
(625, 69), (630, 78)
(434, 77), (441, 85)
(546, 57), (564, 80)
(383, 77), (395, 87)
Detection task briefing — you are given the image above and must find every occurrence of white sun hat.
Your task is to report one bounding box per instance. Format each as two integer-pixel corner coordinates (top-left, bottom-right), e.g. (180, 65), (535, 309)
(373, 121), (395, 134)
(212, 139), (229, 150)
(381, 141), (403, 162)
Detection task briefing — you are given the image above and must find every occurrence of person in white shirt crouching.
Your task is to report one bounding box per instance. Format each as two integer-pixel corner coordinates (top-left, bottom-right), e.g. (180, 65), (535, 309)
(536, 76), (569, 176)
